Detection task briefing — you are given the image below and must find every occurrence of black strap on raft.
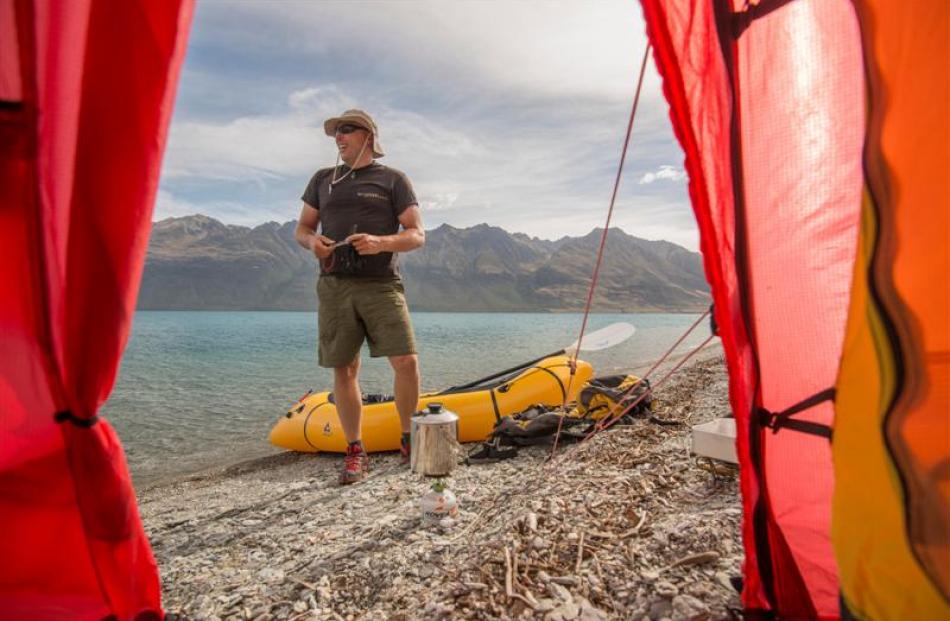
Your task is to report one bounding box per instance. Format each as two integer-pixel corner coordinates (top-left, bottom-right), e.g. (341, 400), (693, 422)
(488, 389), (502, 423)
(756, 388), (836, 440)
(534, 365), (567, 402)
(54, 410), (99, 428)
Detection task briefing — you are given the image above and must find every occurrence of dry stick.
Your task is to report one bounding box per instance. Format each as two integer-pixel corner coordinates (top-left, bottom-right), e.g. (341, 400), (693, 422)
(665, 550), (720, 571)
(633, 510), (648, 534)
(513, 549), (541, 610)
(615, 510), (648, 539)
(593, 552), (605, 582)
(504, 546), (536, 609)
(523, 588), (540, 608)
(512, 547), (520, 588)
(288, 575), (317, 591)
(575, 532), (586, 573)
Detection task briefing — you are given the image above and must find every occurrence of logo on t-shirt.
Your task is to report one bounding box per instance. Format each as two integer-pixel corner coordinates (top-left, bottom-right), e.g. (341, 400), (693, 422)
(357, 191), (387, 201)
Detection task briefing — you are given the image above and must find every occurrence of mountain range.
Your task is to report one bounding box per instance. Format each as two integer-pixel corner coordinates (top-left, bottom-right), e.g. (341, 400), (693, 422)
(139, 215), (710, 312)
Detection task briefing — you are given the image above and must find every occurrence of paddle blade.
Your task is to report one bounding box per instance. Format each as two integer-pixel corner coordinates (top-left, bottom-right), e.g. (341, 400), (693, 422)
(567, 322), (636, 353)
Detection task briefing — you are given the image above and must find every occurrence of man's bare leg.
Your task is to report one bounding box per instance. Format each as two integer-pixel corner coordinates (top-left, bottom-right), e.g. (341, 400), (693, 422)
(334, 357), (363, 443)
(389, 354), (420, 433)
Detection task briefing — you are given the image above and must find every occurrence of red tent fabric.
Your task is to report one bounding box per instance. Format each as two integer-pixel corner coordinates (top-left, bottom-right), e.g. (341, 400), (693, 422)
(641, 0), (864, 617)
(0, 1), (193, 618)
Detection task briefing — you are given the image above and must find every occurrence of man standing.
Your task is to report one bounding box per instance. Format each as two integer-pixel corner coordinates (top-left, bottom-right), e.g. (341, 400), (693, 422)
(295, 109), (424, 485)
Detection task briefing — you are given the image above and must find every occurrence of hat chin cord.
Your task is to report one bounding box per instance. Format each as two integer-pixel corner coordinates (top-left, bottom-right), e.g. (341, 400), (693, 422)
(328, 135), (371, 194)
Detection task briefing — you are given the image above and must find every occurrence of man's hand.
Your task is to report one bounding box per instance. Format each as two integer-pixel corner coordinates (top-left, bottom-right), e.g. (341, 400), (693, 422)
(310, 234), (335, 260)
(347, 233), (387, 255)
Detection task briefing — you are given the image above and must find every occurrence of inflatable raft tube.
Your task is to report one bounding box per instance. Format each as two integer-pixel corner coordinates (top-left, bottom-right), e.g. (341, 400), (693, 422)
(270, 355), (593, 453)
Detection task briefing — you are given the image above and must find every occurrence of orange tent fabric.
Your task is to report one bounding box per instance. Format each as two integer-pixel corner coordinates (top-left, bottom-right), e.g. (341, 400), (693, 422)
(833, 1), (949, 617)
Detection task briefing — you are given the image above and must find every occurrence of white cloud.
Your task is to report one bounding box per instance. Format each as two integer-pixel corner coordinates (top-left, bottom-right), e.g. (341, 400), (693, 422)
(420, 192), (459, 212)
(162, 85), (487, 184)
(161, 85), (695, 245)
(157, 1), (699, 249)
(208, 1), (653, 104)
(162, 85), (351, 182)
(638, 165), (686, 185)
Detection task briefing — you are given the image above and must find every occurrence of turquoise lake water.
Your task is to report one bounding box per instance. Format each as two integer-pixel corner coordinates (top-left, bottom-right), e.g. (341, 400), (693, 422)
(103, 311), (710, 486)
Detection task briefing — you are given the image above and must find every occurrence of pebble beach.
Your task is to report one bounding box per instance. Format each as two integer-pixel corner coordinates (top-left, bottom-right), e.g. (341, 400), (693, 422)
(140, 351), (740, 620)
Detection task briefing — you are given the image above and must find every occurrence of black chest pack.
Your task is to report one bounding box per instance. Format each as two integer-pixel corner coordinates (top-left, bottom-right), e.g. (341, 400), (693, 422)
(322, 241), (364, 275)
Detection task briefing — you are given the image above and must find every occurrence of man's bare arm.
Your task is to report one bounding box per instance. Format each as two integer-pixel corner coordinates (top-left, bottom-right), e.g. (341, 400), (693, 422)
(348, 205), (425, 255)
(295, 202), (335, 260)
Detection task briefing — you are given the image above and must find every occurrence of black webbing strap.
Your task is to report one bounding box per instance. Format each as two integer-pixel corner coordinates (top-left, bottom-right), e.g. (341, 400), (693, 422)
(54, 410), (99, 428)
(534, 366), (567, 402)
(488, 389), (502, 423)
(757, 388), (835, 440)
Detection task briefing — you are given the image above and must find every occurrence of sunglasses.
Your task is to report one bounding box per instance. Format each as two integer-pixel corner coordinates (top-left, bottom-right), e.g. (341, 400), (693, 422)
(335, 123), (366, 135)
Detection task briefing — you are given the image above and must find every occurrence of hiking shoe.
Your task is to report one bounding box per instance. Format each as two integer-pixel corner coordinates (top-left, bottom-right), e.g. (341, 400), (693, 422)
(400, 433), (411, 465)
(339, 442), (369, 485)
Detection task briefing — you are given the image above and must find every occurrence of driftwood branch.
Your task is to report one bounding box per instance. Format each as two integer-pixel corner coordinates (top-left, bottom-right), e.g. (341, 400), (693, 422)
(664, 550), (720, 571)
(504, 546), (537, 609)
(618, 510), (649, 539)
(574, 532), (585, 573)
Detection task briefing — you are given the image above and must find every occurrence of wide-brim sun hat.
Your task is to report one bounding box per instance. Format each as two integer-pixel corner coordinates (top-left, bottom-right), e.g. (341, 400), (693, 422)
(323, 109), (385, 158)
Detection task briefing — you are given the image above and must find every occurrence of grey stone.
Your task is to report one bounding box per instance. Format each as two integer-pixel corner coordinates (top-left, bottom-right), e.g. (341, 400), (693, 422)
(671, 594), (709, 621)
(576, 597), (609, 621)
(547, 581), (574, 603)
(655, 580), (678, 598)
(545, 600), (580, 621)
(649, 599), (673, 620)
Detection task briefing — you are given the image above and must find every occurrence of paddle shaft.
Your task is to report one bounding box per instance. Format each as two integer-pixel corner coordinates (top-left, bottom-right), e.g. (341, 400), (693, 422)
(440, 349), (567, 393)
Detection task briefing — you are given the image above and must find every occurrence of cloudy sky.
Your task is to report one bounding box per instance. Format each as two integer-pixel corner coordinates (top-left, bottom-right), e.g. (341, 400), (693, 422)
(157, 0), (697, 249)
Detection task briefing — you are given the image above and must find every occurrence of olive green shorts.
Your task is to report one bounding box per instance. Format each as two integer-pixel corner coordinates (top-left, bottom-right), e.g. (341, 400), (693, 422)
(316, 276), (417, 368)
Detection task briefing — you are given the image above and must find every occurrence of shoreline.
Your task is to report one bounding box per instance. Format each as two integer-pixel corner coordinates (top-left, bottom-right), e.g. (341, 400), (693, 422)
(140, 348), (739, 619)
(132, 345), (722, 492)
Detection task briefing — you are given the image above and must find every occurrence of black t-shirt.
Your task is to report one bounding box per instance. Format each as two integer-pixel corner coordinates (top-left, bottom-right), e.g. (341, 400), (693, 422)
(301, 163), (417, 277)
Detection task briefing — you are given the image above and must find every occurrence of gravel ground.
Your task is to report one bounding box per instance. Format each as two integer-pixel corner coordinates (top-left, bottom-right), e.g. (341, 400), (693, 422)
(140, 350), (740, 620)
